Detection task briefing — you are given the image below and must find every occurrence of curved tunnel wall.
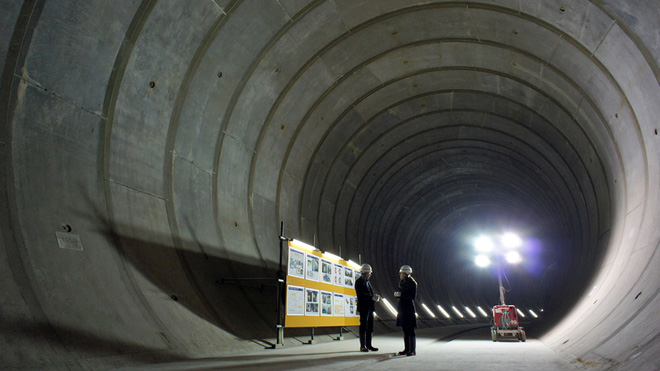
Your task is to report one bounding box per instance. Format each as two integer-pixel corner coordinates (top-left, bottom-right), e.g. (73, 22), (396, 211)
(1, 0), (659, 368)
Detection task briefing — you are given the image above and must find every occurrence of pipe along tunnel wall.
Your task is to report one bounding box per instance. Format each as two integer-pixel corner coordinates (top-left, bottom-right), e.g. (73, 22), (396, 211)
(0, 0), (658, 369)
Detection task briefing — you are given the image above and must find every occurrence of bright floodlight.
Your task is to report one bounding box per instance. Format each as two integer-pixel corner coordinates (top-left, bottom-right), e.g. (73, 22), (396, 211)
(464, 307), (477, 318)
(529, 309), (538, 318)
(475, 255), (491, 267)
(505, 251), (522, 264)
(501, 232), (522, 249)
(516, 308), (526, 318)
(474, 236), (494, 252)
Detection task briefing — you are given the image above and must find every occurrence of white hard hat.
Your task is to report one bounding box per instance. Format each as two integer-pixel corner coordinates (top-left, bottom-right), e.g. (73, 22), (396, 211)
(399, 265), (413, 274)
(360, 264), (372, 273)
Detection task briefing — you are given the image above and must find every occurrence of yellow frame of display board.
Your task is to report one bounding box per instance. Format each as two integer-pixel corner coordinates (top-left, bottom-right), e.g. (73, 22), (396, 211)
(285, 240), (360, 328)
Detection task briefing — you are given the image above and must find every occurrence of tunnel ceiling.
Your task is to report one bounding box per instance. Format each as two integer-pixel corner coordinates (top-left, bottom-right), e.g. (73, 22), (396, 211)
(3, 0), (660, 367)
(204, 1), (619, 314)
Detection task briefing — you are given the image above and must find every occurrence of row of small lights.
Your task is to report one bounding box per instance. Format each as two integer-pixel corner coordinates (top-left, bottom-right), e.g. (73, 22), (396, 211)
(378, 298), (540, 319)
(289, 240), (543, 320)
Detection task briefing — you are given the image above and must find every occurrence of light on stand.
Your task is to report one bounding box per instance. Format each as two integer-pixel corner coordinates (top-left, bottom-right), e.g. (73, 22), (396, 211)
(475, 255), (491, 267)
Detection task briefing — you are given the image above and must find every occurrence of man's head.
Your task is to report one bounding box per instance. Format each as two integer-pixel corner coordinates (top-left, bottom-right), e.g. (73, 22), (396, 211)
(399, 265), (412, 280)
(360, 264), (372, 279)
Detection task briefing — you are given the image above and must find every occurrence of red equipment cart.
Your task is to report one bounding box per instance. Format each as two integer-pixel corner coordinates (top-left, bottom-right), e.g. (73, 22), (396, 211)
(491, 305), (526, 342)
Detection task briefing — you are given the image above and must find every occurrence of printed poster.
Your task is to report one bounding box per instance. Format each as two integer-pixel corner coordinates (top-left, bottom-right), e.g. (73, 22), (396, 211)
(286, 285), (304, 315)
(333, 264), (343, 286)
(321, 291), (333, 316)
(333, 293), (344, 316)
(344, 267), (354, 288)
(345, 295), (357, 317)
(321, 259), (333, 284)
(306, 254), (320, 281)
(288, 247), (305, 278)
(305, 288), (319, 316)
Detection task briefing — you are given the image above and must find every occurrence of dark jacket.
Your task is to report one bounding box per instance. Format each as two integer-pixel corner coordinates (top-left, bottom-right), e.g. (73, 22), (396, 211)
(396, 276), (417, 327)
(355, 276), (375, 314)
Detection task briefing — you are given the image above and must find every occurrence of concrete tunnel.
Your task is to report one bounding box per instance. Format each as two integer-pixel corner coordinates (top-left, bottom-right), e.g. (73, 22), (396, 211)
(1, 0), (659, 369)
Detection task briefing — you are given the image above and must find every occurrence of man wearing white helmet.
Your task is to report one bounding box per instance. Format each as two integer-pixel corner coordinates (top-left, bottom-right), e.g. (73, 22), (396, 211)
(355, 263), (380, 352)
(394, 265), (417, 356)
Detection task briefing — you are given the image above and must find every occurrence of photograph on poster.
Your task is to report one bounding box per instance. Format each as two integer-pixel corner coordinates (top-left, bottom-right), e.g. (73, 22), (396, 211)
(321, 291), (333, 316)
(305, 288), (319, 315)
(288, 248), (305, 278)
(306, 254), (320, 281)
(344, 267), (354, 287)
(286, 285), (305, 316)
(333, 264), (343, 286)
(345, 295), (356, 316)
(333, 293), (344, 316)
(321, 259), (333, 284)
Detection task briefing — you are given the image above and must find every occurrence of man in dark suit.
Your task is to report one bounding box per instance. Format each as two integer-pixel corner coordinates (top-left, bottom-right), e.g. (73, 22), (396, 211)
(355, 263), (380, 352)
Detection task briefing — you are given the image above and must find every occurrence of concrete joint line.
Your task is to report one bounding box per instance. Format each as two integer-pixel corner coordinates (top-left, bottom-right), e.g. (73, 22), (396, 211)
(466, 5), (481, 43)
(170, 150), (215, 175)
(106, 178), (166, 201)
(13, 73), (105, 119)
(210, 0), (227, 15)
(591, 20), (617, 58)
(222, 130), (256, 154)
(546, 34), (564, 66)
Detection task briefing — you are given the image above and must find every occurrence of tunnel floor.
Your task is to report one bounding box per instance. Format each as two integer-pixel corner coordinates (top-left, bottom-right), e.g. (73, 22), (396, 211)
(131, 327), (579, 370)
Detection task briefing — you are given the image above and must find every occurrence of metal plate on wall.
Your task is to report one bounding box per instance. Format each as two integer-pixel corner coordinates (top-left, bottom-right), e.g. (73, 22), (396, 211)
(55, 232), (83, 251)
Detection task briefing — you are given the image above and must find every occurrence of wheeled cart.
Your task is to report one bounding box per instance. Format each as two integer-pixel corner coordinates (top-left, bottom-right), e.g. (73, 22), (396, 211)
(491, 305), (526, 342)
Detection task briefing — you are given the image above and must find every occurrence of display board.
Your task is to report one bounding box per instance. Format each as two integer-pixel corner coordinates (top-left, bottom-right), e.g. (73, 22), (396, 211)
(285, 239), (361, 328)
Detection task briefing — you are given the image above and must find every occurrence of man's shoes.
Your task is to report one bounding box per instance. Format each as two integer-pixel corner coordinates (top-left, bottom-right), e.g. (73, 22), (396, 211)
(360, 347), (369, 352)
(367, 346), (379, 351)
(406, 351), (416, 356)
(398, 350), (408, 356)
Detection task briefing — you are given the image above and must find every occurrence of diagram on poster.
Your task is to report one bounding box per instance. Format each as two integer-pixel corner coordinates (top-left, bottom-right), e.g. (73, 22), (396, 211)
(333, 264), (343, 286)
(344, 267), (354, 287)
(286, 285), (304, 315)
(321, 291), (333, 316)
(345, 295), (357, 316)
(321, 259), (333, 284)
(288, 247), (305, 278)
(306, 254), (320, 281)
(305, 288), (319, 315)
(333, 293), (344, 316)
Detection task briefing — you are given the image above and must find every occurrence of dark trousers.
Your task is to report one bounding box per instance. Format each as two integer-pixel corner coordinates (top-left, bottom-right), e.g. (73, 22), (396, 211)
(359, 310), (375, 348)
(359, 310), (374, 334)
(403, 326), (416, 338)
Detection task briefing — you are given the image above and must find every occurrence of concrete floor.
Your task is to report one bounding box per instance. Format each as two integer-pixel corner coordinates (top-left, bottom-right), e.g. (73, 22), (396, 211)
(134, 327), (578, 371)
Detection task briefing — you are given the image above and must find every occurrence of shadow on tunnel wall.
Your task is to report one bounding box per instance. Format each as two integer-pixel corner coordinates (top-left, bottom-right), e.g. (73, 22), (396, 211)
(80, 187), (349, 347)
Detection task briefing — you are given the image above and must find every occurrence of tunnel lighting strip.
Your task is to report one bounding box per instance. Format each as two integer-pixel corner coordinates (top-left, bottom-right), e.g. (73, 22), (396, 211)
(529, 309), (538, 318)
(464, 307), (477, 318)
(451, 306), (464, 318)
(437, 305), (451, 318)
(516, 308), (526, 318)
(290, 239), (317, 251)
(421, 303), (436, 318)
(347, 259), (361, 270)
(321, 251), (342, 262)
(381, 298), (398, 316)
(477, 306), (489, 317)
